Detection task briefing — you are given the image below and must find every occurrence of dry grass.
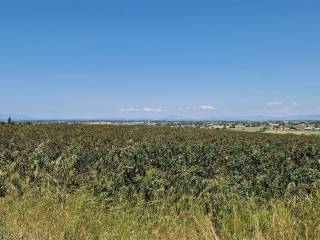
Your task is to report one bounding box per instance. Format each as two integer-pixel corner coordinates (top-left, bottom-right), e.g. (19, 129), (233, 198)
(0, 191), (218, 240)
(1, 192), (320, 240)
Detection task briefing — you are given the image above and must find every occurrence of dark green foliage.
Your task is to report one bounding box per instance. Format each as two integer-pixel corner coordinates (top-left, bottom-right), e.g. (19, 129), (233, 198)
(0, 125), (319, 205)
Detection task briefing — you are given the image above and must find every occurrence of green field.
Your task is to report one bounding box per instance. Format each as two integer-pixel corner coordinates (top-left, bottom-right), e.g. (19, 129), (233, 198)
(264, 129), (320, 135)
(227, 125), (320, 136)
(229, 125), (263, 132)
(1, 125), (320, 239)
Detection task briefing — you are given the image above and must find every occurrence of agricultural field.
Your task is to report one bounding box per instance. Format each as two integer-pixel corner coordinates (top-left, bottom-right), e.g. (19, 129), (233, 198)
(211, 123), (320, 136)
(1, 125), (320, 239)
(264, 129), (320, 136)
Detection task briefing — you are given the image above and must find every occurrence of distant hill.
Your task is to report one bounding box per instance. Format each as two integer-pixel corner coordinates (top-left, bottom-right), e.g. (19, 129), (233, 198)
(243, 115), (320, 121)
(282, 115), (320, 121)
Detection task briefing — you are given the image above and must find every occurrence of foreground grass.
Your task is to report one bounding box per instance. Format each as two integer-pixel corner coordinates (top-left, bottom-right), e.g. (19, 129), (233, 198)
(1, 190), (320, 240)
(0, 190), (217, 240)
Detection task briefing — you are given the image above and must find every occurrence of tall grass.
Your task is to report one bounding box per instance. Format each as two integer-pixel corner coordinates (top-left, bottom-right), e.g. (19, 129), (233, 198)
(1, 190), (320, 240)
(0, 190), (217, 240)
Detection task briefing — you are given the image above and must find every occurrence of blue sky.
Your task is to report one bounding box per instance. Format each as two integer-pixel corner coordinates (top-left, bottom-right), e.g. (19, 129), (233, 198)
(1, 0), (320, 119)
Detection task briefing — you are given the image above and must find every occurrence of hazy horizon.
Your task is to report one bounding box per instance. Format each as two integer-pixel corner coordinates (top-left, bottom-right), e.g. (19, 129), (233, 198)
(2, 113), (320, 122)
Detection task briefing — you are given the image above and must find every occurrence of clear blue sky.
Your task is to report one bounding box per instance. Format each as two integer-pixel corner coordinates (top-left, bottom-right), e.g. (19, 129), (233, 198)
(1, 0), (320, 119)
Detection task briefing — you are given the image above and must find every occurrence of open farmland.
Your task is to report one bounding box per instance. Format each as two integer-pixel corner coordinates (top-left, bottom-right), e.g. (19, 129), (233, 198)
(1, 125), (320, 239)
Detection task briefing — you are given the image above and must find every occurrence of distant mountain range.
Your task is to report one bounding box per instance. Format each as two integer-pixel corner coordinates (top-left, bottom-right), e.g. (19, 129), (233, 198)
(281, 115), (320, 121)
(210, 115), (320, 121)
(158, 115), (320, 121)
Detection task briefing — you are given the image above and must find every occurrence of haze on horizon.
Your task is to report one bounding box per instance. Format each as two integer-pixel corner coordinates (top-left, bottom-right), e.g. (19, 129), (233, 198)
(1, 0), (320, 119)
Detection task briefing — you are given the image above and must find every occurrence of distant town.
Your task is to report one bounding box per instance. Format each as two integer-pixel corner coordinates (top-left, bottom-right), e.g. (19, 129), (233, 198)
(2, 117), (320, 136)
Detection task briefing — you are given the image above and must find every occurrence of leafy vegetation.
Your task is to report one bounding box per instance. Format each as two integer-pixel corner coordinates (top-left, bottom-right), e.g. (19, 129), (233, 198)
(0, 125), (320, 239)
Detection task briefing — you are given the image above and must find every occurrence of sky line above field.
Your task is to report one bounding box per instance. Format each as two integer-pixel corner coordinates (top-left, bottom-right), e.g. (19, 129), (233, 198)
(1, 0), (320, 119)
